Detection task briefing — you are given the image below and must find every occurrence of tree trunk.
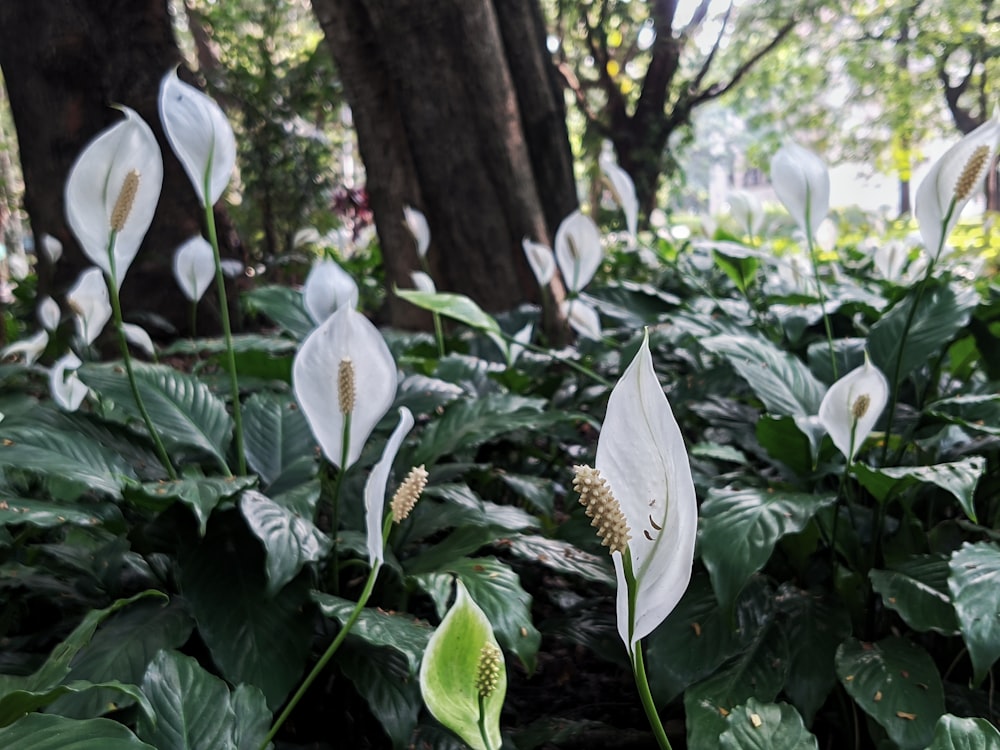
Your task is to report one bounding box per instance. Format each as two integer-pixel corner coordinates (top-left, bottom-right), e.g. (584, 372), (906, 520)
(0, 0), (240, 337)
(310, 0), (575, 330)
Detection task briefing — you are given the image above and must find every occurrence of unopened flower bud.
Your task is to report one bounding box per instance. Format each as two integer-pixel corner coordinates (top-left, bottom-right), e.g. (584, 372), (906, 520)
(475, 643), (502, 698)
(954, 145), (990, 202)
(852, 393), (871, 420)
(110, 170), (141, 233)
(573, 465), (630, 554)
(391, 464), (428, 522)
(338, 357), (355, 414)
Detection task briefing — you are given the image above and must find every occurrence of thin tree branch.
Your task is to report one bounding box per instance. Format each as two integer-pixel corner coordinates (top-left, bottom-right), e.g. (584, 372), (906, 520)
(688, 0), (734, 93)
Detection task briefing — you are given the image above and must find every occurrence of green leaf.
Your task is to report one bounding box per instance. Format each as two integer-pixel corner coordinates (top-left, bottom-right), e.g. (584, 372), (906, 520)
(776, 584), (852, 725)
(0, 497), (114, 530)
(242, 284), (313, 340)
(948, 542), (1000, 684)
(417, 557), (540, 674)
(340, 646), (420, 750)
(852, 458), (985, 521)
(868, 281), (978, 386)
(503, 534), (615, 587)
(179, 513), (312, 709)
(46, 598), (194, 719)
(0, 591), (164, 726)
(926, 395), (1000, 436)
(496, 473), (555, 516)
(240, 490), (332, 596)
(418, 579), (505, 750)
(924, 714), (1000, 750)
(312, 593), (433, 675)
(410, 394), (555, 466)
(701, 334), (826, 417)
(124, 475), (257, 536)
(835, 637), (945, 750)
(719, 699), (818, 750)
(395, 289), (501, 335)
(699, 488), (836, 608)
(869, 556), (958, 635)
(0, 713), (156, 749)
(423, 484), (536, 533)
(756, 416), (815, 476)
(136, 650), (236, 750)
(684, 608), (789, 750)
(0, 420), (136, 497)
(230, 684), (271, 750)
(1, 681), (152, 726)
(80, 363), (234, 470)
(241, 392), (316, 489)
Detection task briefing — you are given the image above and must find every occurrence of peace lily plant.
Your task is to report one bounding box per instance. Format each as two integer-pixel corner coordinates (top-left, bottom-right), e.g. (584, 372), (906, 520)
(573, 330), (698, 750)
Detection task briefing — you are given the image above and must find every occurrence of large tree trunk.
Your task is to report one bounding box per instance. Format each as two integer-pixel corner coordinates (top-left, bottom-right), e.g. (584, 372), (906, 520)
(310, 0), (575, 330)
(0, 0), (240, 337)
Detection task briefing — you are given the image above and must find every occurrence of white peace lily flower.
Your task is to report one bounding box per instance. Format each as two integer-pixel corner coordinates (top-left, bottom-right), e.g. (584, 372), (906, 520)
(66, 267), (111, 345)
(770, 141), (830, 237)
(293, 305), (397, 470)
(410, 270), (436, 294)
(599, 142), (638, 238)
(7, 252), (29, 281)
(363, 407), (415, 567)
(123, 323), (156, 358)
(159, 68), (237, 206)
(561, 299), (602, 341)
(38, 297), (61, 332)
(522, 237), (556, 286)
(727, 190), (764, 237)
(1, 330), (49, 365)
(403, 205), (430, 258)
(873, 240), (909, 281)
(818, 357), (889, 463)
(589, 332), (698, 652)
(173, 236), (216, 303)
(40, 234), (63, 264)
(50, 353), (89, 412)
(220, 258), (245, 278)
(64, 107), (163, 288)
(302, 259), (359, 324)
(554, 210), (603, 292)
(915, 114), (1000, 260)
(486, 321), (533, 367)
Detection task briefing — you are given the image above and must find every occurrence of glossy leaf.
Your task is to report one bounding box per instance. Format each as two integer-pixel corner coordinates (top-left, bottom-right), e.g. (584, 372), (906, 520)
(241, 392), (317, 489)
(124, 476), (256, 536)
(835, 637), (944, 750)
(948, 542), (1000, 684)
(395, 289), (502, 335)
(503, 534), (614, 587)
(924, 714), (1000, 750)
(869, 556), (959, 635)
(242, 285), (313, 340)
(853, 457), (985, 521)
(340, 646), (420, 750)
(0, 713), (155, 749)
(719, 699), (818, 750)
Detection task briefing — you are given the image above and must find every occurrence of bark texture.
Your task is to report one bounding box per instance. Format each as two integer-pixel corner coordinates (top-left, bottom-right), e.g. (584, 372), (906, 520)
(311, 0), (575, 328)
(0, 0), (240, 336)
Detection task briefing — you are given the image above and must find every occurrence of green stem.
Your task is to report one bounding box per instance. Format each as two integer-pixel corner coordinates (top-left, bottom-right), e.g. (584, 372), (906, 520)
(432, 311), (446, 358)
(477, 693), (497, 750)
(261, 558), (382, 750)
(500, 334), (612, 387)
(327, 414), (352, 594)
(806, 225), (838, 380)
(105, 236), (178, 480)
(204, 201), (245, 475)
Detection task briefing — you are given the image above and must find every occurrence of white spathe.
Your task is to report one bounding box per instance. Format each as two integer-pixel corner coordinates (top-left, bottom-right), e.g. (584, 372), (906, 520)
(770, 141), (830, 237)
(818, 357), (889, 463)
(561, 299), (602, 341)
(403, 205), (430, 258)
(293, 305), (397, 469)
(554, 210), (603, 293)
(302, 259), (359, 324)
(38, 297), (61, 333)
(363, 407), (415, 567)
(173, 236), (216, 303)
(65, 107), (163, 289)
(50, 353), (89, 412)
(522, 237), (556, 286)
(410, 270), (436, 294)
(599, 142), (638, 238)
(914, 114), (1000, 261)
(123, 323), (156, 358)
(1, 330), (49, 365)
(40, 234), (63, 265)
(596, 332), (698, 651)
(67, 267), (112, 346)
(159, 68), (237, 206)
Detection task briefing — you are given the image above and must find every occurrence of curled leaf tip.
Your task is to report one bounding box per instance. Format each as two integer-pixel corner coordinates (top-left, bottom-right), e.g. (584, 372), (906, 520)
(573, 465), (630, 554)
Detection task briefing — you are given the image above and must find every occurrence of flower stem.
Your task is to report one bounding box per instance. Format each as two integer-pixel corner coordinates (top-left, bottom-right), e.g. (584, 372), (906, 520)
(261, 556), (382, 750)
(432, 311), (446, 358)
(203, 201), (245, 476)
(478, 694), (497, 750)
(327, 415), (352, 594)
(105, 237), (177, 480)
(806, 227), (838, 380)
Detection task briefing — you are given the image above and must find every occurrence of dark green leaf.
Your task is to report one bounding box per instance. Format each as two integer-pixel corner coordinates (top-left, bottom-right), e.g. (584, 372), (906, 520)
(869, 556), (958, 635)
(0, 713), (155, 749)
(124, 475), (257, 536)
(852, 458), (985, 521)
(312, 593), (432, 675)
(719, 699), (818, 750)
(835, 637), (944, 750)
(136, 650), (236, 750)
(503, 534), (614, 586)
(423, 484), (536, 532)
(701, 334), (826, 416)
(1, 681), (152, 726)
(948, 542), (1000, 684)
(0, 498), (113, 530)
(240, 490), (331, 595)
(242, 285), (313, 339)
(927, 395), (1000, 437)
(241, 392), (316, 489)
(230, 684), (271, 750)
(924, 714), (1000, 750)
(700, 488), (836, 608)
(80, 363), (234, 470)
(496, 473), (555, 516)
(339, 646), (420, 750)
(868, 282), (977, 386)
